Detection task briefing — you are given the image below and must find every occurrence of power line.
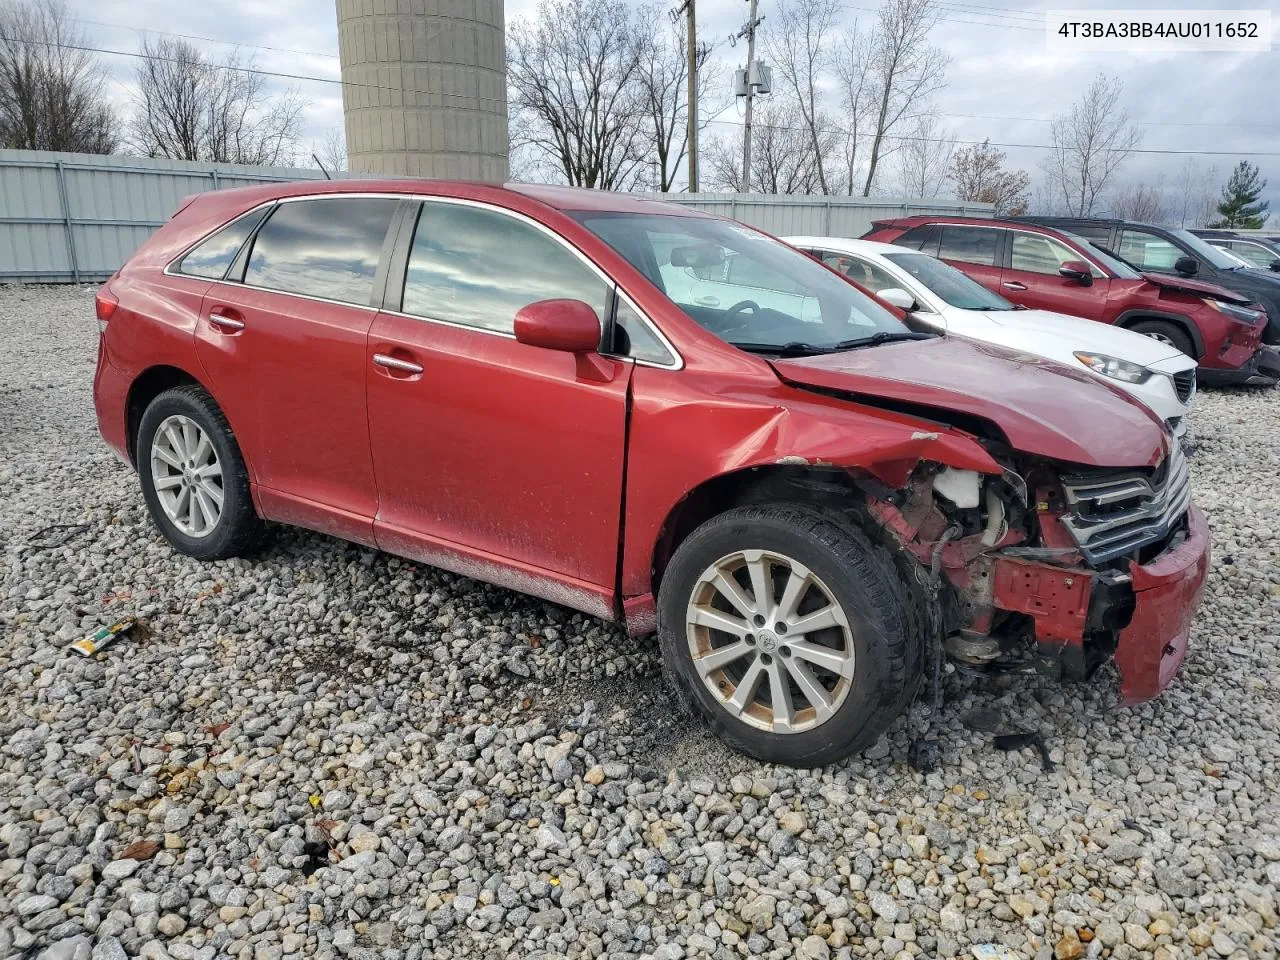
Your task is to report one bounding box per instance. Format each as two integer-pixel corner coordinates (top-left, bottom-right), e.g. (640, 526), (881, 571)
(700, 116), (1280, 158)
(0, 34), (509, 110)
(8, 29), (1278, 158)
(71, 17), (339, 61)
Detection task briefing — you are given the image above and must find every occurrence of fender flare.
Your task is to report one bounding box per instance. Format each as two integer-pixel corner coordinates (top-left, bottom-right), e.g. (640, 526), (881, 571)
(1112, 309), (1205, 359)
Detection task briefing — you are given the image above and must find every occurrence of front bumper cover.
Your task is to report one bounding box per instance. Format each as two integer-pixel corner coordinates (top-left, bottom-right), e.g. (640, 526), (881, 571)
(1113, 503), (1211, 703)
(1198, 346), (1280, 386)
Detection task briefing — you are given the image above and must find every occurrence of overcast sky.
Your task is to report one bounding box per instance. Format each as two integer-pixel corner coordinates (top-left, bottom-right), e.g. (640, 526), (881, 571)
(66, 0), (1280, 215)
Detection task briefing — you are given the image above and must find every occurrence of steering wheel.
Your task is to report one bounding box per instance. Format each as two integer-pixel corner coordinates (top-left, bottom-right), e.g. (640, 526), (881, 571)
(712, 299), (761, 336)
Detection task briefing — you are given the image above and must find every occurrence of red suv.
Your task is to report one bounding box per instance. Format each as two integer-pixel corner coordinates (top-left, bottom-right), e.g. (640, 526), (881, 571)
(865, 216), (1278, 386)
(94, 181), (1210, 766)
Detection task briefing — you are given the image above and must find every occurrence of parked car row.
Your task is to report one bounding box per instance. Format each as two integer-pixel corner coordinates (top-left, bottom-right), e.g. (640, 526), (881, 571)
(862, 216), (1280, 387)
(94, 181), (1211, 766)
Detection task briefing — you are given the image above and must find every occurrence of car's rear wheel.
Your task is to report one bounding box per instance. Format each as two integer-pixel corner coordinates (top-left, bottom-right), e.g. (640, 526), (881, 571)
(657, 504), (921, 767)
(137, 385), (265, 560)
(1130, 320), (1196, 358)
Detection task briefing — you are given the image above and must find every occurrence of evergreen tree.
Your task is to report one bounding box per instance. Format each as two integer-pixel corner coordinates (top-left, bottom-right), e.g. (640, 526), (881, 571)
(1212, 161), (1270, 228)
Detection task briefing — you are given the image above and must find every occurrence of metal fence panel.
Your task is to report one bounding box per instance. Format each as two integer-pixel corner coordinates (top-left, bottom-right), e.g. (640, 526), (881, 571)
(0, 150), (328, 283)
(650, 193), (994, 238)
(1, 151), (993, 283)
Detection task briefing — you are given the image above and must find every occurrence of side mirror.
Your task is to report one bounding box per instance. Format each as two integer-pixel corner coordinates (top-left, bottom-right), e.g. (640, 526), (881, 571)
(513, 299), (601, 353)
(1058, 260), (1094, 286)
(878, 287), (917, 311)
(1174, 255), (1199, 277)
(1270, 259), (1280, 272)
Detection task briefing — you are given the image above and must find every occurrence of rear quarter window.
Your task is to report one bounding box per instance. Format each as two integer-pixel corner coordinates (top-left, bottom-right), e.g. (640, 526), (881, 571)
(175, 207), (269, 280)
(891, 224), (940, 256)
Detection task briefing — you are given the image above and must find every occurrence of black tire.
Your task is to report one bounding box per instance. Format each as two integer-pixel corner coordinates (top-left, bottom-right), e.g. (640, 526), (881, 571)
(657, 504), (922, 767)
(136, 384), (266, 560)
(1129, 320), (1196, 358)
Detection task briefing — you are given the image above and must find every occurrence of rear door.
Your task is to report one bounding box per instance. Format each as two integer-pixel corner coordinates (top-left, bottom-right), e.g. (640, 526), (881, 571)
(936, 225), (1005, 294)
(194, 195), (403, 544)
(365, 199), (634, 612)
(999, 230), (1111, 320)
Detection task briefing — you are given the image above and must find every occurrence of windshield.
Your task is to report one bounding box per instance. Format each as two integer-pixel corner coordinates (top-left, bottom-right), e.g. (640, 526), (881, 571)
(572, 212), (912, 353)
(882, 251), (1015, 310)
(1170, 228), (1241, 270)
(1068, 234), (1142, 278)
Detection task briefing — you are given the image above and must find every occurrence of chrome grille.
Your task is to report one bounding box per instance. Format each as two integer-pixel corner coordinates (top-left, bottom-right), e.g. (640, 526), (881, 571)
(1058, 444), (1192, 564)
(1172, 369), (1196, 405)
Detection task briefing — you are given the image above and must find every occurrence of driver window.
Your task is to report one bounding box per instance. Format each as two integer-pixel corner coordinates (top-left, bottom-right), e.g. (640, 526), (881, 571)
(1010, 234), (1082, 275)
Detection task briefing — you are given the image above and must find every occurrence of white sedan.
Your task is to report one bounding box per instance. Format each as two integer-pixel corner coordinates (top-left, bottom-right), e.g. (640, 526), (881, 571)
(785, 235), (1197, 435)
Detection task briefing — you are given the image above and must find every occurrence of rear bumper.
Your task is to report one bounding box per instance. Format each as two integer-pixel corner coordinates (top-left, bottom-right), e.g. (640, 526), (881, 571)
(1114, 504), (1211, 703)
(1198, 346), (1280, 386)
(93, 337), (133, 466)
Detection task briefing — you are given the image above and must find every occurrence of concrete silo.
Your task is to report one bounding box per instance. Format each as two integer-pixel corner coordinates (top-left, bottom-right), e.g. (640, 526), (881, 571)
(335, 0), (508, 181)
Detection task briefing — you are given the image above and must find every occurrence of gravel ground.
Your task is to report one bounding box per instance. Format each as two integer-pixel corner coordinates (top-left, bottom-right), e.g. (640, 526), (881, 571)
(1, 283), (1278, 960)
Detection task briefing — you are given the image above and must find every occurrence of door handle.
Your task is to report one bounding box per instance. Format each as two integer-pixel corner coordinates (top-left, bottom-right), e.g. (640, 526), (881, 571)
(373, 353), (424, 375)
(695, 296), (720, 306)
(1002, 281), (1027, 291)
(208, 311), (245, 331)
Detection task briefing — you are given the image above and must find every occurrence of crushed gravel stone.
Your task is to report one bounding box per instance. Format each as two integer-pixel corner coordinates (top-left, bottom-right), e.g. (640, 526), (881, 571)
(1, 284), (1277, 960)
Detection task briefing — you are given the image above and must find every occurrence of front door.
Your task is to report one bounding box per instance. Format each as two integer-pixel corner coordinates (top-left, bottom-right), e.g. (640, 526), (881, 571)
(193, 196), (402, 543)
(366, 200), (632, 615)
(999, 231), (1111, 321)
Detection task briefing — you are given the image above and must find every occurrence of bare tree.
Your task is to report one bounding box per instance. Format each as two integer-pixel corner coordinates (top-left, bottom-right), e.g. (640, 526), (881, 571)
(129, 37), (303, 165)
(765, 0), (842, 195)
(860, 0), (948, 196)
(1042, 73), (1142, 216)
(1110, 179), (1168, 223)
(948, 139), (1030, 216)
(892, 114), (953, 198)
(634, 7), (726, 192)
(705, 105), (822, 194)
(833, 24), (873, 195)
(1173, 157), (1218, 228)
(507, 0), (648, 190)
(312, 127), (346, 174)
(0, 0), (117, 152)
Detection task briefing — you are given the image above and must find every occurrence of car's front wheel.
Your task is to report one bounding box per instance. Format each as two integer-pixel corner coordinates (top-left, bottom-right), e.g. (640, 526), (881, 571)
(137, 385), (265, 560)
(657, 505), (922, 767)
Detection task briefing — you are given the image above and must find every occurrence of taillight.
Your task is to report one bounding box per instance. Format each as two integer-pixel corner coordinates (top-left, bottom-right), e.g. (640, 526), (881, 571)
(95, 286), (119, 334)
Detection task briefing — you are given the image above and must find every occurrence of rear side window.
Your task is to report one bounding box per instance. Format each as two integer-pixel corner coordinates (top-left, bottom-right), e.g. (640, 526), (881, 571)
(401, 202), (608, 334)
(1228, 241), (1275, 268)
(938, 226), (999, 266)
(1069, 224), (1113, 243)
(244, 198), (400, 305)
(176, 207), (269, 280)
(891, 224), (940, 255)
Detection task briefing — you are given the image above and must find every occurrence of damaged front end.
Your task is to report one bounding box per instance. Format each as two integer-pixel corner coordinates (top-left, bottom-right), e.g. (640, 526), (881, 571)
(862, 442), (1211, 702)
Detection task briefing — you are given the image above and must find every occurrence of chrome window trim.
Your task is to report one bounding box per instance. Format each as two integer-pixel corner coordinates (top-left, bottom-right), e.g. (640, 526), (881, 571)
(164, 191), (684, 371)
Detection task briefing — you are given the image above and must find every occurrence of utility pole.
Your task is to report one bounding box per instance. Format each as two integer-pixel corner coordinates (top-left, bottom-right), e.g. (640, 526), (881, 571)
(686, 0), (699, 193)
(673, 0), (700, 193)
(733, 0), (764, 192)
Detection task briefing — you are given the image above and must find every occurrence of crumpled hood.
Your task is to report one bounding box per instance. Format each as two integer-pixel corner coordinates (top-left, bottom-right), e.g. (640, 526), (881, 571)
(772, 336), (1169, 468)
(1139, 271), (1256, 305)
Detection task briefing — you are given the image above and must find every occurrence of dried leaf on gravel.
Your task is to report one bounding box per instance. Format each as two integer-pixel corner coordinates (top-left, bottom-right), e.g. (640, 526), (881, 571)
(117, 839), (160, 861)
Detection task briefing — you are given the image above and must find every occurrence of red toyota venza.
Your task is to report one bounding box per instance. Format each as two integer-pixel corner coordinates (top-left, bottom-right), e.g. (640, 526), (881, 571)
(93, 181), (1211, 766)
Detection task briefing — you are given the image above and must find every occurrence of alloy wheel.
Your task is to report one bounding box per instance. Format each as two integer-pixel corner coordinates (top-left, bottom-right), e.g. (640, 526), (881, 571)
(1141, 330), (1176, 346)
(685, 549), (855, 734)
(150, 414), (224, 539)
